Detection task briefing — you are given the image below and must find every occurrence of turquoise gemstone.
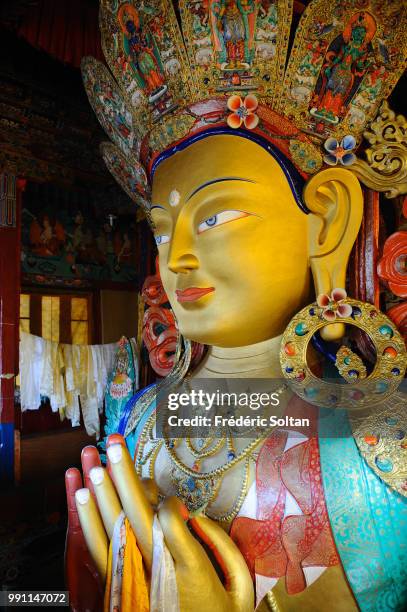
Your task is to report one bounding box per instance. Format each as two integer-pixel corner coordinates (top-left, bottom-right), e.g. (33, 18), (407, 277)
(295, 322), (308, 336)
(375, 455), (393, 473)
(304, 387), (318, 398)
(385, 416), (398, 426)
(375, 381), (389, 393)
(379, 325), (394, 339)
(344, 357), (351, 365)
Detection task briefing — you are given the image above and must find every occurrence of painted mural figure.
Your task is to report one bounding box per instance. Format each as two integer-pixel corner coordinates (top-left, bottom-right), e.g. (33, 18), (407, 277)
(29, 215), (66, 257)
(211, 0), (257, 69)
(118, 3), (166, 99)
(310, 11), (377, 125)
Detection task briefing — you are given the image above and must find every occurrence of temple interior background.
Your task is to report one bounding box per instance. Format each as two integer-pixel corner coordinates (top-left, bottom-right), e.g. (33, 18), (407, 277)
(0, 0), (406, 597)
(0, 0), (157, 592)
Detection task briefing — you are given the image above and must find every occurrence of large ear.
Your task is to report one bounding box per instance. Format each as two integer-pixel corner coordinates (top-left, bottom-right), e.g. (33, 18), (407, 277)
(304, 168), (363, 341)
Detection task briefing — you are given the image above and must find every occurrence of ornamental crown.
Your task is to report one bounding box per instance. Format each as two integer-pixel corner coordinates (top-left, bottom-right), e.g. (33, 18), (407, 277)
(81, 0), (406, 213)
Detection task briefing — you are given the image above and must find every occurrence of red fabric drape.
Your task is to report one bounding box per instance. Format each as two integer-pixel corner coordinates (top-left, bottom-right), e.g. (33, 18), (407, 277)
(17, 0), (104, 68)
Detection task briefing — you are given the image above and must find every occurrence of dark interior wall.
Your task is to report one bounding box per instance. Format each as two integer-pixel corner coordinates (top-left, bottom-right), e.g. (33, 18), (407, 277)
(0, 26), (153, 594)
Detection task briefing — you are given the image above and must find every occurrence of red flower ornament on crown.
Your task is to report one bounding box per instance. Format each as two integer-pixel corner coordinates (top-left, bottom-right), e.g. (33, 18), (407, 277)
(227, 95), (259, 130)
(317, 288), (353, 321)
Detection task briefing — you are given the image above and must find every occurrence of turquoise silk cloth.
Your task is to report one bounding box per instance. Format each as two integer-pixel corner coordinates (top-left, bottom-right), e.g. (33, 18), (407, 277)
(319, 408), (407, 611)
(119, 383), (157, 460)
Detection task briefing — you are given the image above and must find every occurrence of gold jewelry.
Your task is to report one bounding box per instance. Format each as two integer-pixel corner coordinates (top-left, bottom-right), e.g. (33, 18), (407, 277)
(280, 291), (407, 410)
(136, 409), (263, 517)
(335, 346), (367, 382)
(185, 437), (225, 460)
(181, 375), (266, 466)
(164, 427), (264, 480)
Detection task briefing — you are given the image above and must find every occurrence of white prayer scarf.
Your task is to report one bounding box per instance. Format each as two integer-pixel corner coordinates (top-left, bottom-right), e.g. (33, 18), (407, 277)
(150, 515), (180, 612)
(19, 332), (45, 411)
(18, 333), (133, 437)
(109, 511), (126, 612)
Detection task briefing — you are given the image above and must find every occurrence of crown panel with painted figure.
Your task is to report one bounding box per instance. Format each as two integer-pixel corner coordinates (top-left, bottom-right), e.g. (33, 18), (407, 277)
(178, 0), (293, 104)
(279, 0), (407, 144)
(81, 0), (407, 211)
(82, 56), (140, 157)
(100, 0), (195, 133)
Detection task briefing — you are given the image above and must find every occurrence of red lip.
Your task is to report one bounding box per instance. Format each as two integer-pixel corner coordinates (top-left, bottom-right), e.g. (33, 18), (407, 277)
(175, 287), (215, 302)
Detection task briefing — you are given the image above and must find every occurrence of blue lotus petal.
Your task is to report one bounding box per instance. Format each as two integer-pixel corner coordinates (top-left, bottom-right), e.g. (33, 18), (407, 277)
(342, 135), (356, 150)
(324, 137), (339, 153)
(340, 152), (356, 166)
(323, 154), (338, 166)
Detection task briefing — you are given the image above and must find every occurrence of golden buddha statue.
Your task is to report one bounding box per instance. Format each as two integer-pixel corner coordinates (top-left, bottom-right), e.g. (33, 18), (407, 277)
(66, 1), (407, 611)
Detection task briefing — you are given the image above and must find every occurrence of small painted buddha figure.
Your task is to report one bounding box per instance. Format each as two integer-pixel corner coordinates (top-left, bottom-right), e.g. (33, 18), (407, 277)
(67, 1), (407, 611)
(311, 11), (377, 125)
(118, 3), (165, 96)
(217, 0), (248, 69)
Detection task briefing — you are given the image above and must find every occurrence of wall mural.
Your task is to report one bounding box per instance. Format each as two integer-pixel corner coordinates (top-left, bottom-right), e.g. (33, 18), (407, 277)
(21, 182), (139, 286)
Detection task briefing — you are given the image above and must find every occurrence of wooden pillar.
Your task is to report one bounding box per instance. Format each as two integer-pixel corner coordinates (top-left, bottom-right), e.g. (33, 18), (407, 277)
(0, 173), (25, 484)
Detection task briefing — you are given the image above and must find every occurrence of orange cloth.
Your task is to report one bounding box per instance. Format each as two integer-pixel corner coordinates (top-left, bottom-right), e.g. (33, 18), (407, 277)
(122, 518), (149, 611)
(104, 518), (149, 612)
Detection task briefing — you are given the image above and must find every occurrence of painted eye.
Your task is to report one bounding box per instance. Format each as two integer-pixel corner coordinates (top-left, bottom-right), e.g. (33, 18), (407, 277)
(155, 234), (170, 246)
(197, 210), (249, 234)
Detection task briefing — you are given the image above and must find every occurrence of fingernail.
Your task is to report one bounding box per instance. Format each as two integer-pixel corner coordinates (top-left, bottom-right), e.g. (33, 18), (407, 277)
(89, 466), (105, 485)
(75, 488), (90, 505)
(107, 443), (122, 464)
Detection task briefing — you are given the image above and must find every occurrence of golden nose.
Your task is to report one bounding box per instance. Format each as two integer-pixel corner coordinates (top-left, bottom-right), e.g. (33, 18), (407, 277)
(168, 253), (199, 274)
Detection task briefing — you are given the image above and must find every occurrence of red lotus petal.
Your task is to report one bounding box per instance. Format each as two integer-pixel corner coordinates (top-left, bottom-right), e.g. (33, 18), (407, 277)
(141, 274), (167, 306)
(317, 294), (330, 308)
(322, 309), (337, 321)
(142, 305), (175, 350)
(227, 95), (243, 112)
(377, 231), (407, 297)
(227, 113), (243, 129)
(244, 94), (258, 112)
(337, 303), (353, 318)
(244, 113), (259, 130)
(331, 288), (347, 301)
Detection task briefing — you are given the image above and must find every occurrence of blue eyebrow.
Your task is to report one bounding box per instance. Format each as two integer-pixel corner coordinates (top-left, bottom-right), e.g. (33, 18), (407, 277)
(187, 177), (256, 202)
(151, 205), (167, 211)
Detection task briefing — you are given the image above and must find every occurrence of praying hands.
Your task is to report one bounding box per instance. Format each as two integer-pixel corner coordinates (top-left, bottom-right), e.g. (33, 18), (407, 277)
(65, 434), (254, 612)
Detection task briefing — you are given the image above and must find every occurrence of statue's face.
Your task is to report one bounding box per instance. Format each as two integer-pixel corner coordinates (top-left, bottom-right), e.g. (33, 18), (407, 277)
(151, 135), (311, 347)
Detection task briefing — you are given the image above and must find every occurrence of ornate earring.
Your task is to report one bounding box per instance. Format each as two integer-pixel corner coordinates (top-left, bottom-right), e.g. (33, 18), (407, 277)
(280, 289), (407, 410)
